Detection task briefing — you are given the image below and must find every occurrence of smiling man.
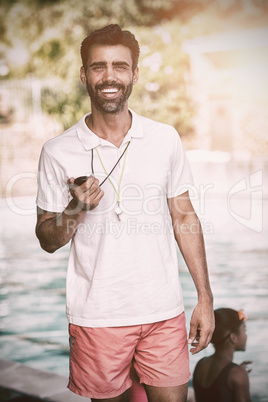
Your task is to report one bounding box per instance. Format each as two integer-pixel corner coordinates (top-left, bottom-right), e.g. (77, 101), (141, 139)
(35, 24), (214, 402)
(82, 46), (136, 114)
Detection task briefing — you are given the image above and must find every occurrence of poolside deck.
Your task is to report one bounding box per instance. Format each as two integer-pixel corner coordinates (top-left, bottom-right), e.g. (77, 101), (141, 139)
(0, 359), (195, 401)
(0, 359), (85, 401)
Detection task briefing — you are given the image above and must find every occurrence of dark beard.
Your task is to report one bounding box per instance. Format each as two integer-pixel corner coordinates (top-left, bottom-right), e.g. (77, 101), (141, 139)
(86, 81), (133, 114)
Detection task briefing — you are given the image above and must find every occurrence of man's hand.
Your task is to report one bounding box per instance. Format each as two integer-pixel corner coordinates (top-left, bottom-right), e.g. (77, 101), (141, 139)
(36, 175), (104, 253)
(188, 301), (215, 355)
(68, 175), (104, 211)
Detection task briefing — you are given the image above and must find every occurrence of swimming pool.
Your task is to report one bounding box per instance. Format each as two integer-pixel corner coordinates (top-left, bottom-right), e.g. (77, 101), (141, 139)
(0, 177), (267, 401)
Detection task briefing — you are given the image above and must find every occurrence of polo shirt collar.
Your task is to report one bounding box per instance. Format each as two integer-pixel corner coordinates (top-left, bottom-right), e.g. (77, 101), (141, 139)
(76, 109), (144, 151)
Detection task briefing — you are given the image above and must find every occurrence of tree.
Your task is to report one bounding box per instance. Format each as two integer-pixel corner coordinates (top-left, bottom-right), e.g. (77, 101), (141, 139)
(1, 0), (267, 135)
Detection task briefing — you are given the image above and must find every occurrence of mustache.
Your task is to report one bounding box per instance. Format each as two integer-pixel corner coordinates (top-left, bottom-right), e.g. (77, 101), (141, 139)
(95, 81), (125, 91)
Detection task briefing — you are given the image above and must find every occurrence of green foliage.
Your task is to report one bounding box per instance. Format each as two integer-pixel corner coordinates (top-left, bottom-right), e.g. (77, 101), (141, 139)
(128, 21), (195, 134)
(1, 0), (267, 134)
(41, 82), (89, 130)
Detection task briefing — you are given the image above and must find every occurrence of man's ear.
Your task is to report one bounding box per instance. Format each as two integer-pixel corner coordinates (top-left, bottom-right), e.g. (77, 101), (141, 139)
(80, 66), (86, 85)
(133, 66), (139, 85)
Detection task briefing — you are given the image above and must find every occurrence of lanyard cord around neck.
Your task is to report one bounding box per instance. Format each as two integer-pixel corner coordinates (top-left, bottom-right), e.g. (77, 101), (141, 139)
(92, 141), (130, 202)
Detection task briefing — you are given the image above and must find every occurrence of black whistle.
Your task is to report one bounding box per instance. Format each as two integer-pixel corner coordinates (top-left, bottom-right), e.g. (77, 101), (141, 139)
(73, 176), (89, 186)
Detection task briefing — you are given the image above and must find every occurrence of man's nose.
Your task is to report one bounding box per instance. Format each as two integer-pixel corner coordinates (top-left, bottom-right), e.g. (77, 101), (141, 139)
(103, 66), (116, 82)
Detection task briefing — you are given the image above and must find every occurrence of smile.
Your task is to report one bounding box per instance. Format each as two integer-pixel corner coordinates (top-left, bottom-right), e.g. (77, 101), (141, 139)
(101, 88), (119, 94)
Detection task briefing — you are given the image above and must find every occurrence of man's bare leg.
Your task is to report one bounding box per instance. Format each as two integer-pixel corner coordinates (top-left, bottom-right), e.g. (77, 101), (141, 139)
(144, 383), (188, 402)
(91, 390), (129, 402)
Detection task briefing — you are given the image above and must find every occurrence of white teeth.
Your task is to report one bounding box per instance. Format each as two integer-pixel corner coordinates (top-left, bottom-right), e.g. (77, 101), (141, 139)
(101, 88), (119, 93)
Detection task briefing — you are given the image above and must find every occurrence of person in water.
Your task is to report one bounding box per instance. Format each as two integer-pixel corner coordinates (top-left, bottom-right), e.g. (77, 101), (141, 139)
(193, 308), (252, 402)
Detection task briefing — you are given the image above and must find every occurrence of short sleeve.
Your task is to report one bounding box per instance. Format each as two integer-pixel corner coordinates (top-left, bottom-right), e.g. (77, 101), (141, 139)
(166, 129), (194, 198)
(36, 146), (70, 212)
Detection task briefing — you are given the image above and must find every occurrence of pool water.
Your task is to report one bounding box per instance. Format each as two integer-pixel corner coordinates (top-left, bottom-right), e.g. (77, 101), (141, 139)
(0, 189), (267, 401)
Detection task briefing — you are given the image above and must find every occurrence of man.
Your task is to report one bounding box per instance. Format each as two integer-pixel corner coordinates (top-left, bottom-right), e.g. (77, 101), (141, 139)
(36, 24), (214, 402)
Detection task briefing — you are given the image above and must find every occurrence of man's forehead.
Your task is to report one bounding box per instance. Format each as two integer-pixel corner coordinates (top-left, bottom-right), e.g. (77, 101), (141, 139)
(87, 44), (132, 63)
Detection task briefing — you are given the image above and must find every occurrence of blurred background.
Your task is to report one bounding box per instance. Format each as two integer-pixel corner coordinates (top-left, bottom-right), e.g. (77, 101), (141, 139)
(0, 0), (267, 401)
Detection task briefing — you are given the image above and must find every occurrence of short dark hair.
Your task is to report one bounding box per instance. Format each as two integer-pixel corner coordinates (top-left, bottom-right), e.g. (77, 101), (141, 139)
(80, 24), (140, 72)
(211, 308), (244, 346)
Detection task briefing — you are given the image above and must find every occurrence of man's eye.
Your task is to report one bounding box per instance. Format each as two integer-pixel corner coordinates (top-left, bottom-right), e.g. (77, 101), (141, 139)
(115, 65), (127, 70)
(93, 66), (104, 71)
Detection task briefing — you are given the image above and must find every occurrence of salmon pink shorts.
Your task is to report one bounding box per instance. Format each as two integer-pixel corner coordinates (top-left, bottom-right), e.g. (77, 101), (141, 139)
(68, 312), (190, 399)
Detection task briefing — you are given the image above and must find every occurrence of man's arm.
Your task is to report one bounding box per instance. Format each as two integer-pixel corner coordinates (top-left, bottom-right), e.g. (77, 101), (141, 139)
(168, 191), (215, 354)
(36, 176), (104, 253)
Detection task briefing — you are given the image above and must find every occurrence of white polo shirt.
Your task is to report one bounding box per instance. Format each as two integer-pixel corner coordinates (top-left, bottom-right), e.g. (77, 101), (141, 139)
(36, 110), (193, 327)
